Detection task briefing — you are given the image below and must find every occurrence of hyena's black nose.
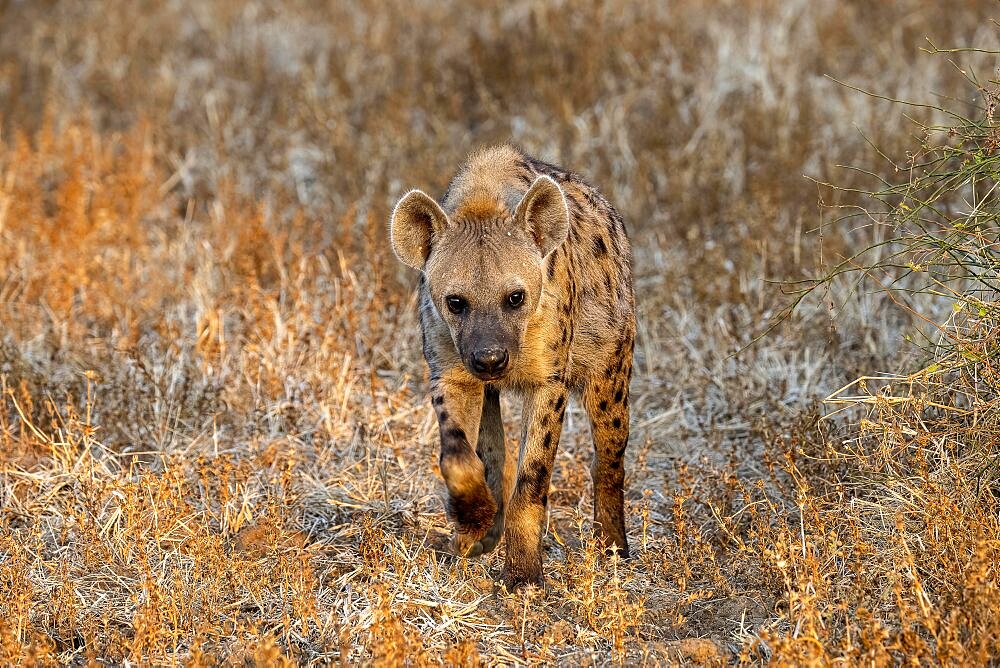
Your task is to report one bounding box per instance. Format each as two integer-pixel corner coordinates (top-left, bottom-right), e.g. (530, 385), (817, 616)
(471, 348), (509, 376)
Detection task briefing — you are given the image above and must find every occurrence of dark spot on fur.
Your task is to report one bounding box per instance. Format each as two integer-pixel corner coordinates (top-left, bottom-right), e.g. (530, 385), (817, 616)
(614, 388), (624, 403)
(439, 410), (449, 422)
(612, 417), (622, 429)
(517, 463), (550, 501)
(543, 432), (553, 451)
(609, 459), (620, 469)
(593, 235), (608, 256)
(554, 395), (565, 412)
(599, 399), (608, 411)
(541, 493), (548, 506)
(432, 395), (444, 406)
(534, 464), (549, 493)
(448, 427), (466, 441)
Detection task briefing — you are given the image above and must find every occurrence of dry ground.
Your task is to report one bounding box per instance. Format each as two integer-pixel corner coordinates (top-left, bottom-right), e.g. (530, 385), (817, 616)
(1, 1), (999, 665)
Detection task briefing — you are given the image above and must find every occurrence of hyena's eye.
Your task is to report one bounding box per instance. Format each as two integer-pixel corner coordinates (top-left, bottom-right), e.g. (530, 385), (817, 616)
(507, 290), (526, 308)
(445, 295), (468, 315)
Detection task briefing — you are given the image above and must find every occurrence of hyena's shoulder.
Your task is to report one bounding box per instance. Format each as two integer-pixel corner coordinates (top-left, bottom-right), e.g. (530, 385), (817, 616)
(517, 152), (631, 268)
(532, 159), (623, 237)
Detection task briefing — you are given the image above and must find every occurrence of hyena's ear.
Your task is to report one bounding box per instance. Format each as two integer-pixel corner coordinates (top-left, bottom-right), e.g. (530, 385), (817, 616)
(514, 175), (570, 258)
(390, 189), (449, 270)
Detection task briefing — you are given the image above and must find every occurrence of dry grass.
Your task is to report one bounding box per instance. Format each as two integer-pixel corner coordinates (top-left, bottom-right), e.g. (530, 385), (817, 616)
(1, 0), (999, 664)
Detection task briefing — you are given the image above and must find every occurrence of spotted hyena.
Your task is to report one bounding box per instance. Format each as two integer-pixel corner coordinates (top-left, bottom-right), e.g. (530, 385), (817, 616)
(389, 144), (634, 588)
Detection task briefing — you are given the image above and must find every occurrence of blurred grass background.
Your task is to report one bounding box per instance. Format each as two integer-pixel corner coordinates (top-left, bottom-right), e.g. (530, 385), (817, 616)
(1, 0), (998, 664)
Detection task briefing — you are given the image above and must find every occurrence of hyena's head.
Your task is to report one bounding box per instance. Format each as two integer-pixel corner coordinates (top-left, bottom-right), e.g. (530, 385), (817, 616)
(390, 176), (569, 381)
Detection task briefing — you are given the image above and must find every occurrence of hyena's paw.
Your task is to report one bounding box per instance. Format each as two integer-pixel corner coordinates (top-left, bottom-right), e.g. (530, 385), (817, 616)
(447, 482), (497, 558)
(501, 563), (544, 591)
(479, 517), (505, 554)
(453, 528), (487, 557)
(501, 544), (544, 589)
(457, 513), (504, 558)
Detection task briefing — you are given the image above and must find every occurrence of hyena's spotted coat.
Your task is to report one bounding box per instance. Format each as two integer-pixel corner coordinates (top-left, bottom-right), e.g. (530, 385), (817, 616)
(390, 144), (635, 588)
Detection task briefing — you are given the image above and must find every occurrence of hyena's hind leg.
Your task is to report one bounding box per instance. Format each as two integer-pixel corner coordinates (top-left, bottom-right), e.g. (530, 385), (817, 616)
(582, 346), (633, 557)
(465, 386), (511, 557)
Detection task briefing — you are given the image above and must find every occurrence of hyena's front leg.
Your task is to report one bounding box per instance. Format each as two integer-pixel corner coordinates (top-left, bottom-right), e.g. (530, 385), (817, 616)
(503, 382), (569, 588)
(432, 378), (497, 555)
(466, 386), (510, 557)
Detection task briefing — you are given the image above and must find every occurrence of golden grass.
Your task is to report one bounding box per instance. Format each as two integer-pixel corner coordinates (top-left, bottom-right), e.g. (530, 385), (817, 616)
(1, 0), (999, 664)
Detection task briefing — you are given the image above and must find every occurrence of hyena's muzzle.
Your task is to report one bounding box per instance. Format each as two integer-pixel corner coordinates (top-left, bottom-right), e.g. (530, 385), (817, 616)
(458, 313), (519, 381)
